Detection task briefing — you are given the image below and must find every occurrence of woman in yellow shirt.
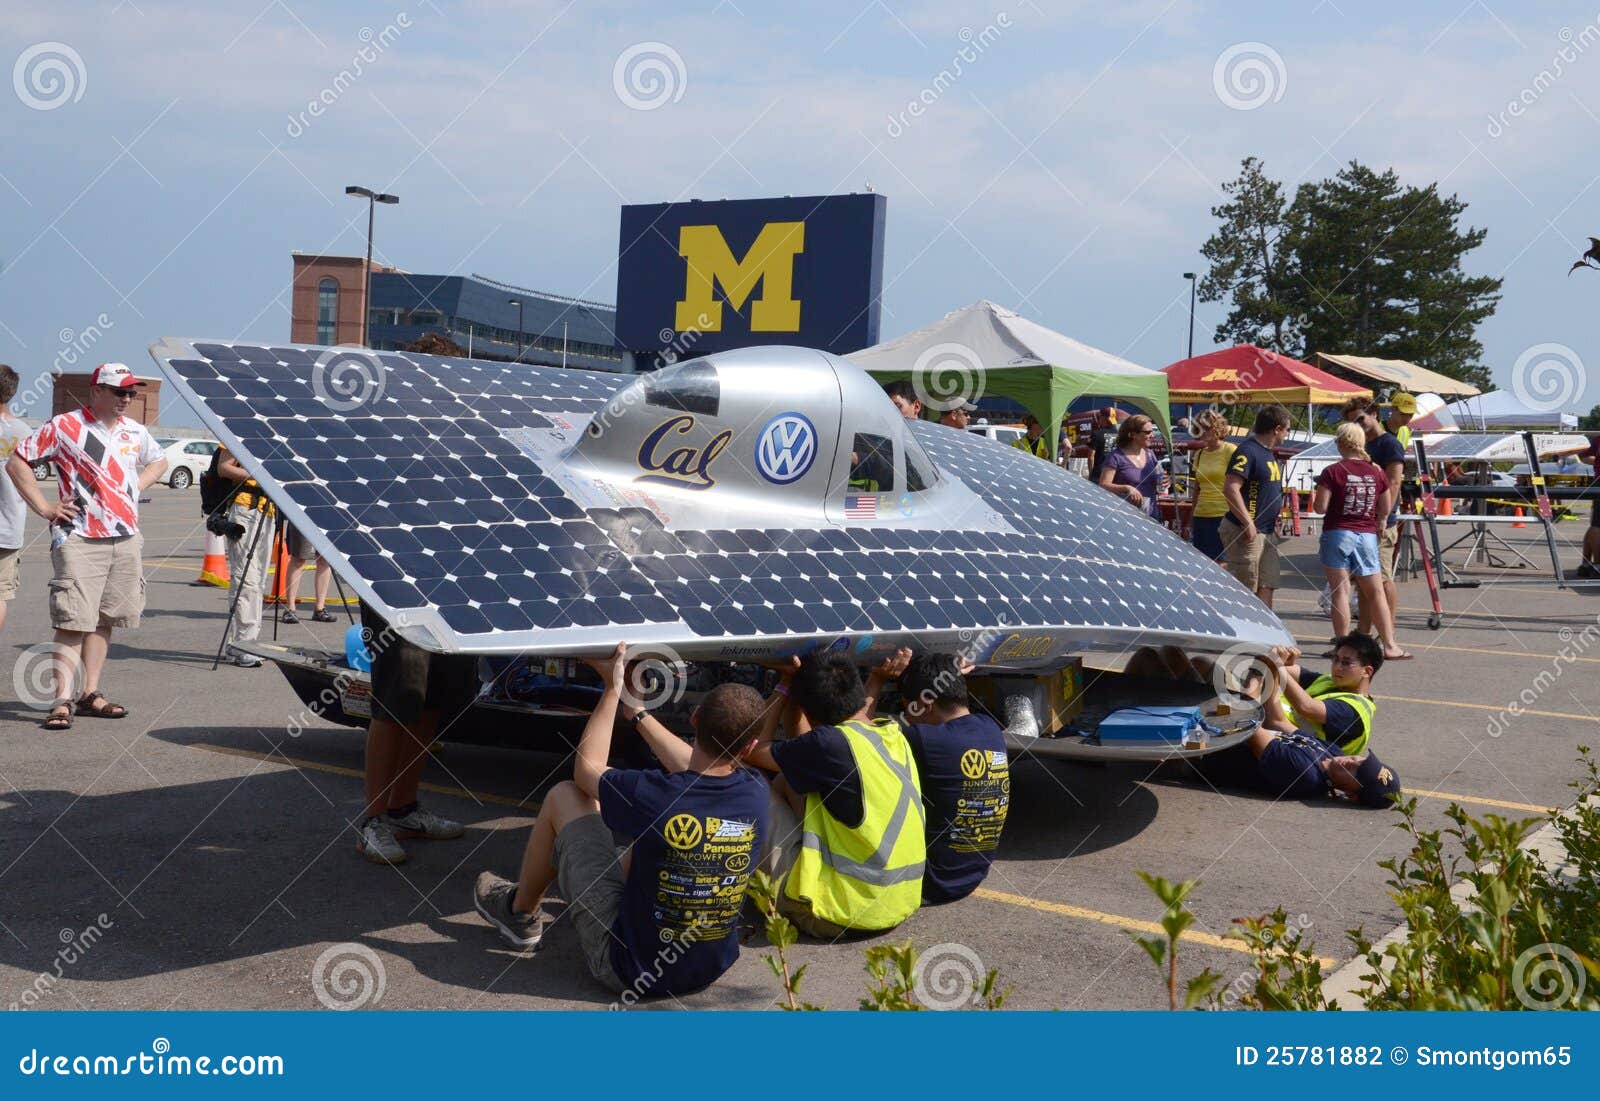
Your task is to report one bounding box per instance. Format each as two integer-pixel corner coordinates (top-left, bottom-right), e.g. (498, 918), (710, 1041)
(1187, 410), (1236, 562)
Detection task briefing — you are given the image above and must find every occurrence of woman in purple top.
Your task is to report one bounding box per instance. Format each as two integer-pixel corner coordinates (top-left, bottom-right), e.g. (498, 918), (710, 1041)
(1097, 413), (1162, 517)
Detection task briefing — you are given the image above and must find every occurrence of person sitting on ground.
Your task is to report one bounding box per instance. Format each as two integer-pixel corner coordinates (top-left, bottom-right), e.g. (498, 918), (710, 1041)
(473, 643), (769, 1000)
(1011, 414), (1051, 460)
(895, 653), (1009, 904)
(746, 648), (925, 937)
(1261, 635), (1380, 756)
(1314, 423), (1404, 657)
(883, 380), (924, 421)
(1098, 413), (1162, 518)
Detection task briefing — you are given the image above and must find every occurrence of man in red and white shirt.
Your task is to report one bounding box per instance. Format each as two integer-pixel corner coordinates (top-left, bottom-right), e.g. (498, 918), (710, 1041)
(6, 363), (167, 730)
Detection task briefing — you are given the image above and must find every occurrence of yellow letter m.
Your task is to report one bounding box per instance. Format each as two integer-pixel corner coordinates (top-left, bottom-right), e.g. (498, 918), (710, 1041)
(676, 222), (804, 333)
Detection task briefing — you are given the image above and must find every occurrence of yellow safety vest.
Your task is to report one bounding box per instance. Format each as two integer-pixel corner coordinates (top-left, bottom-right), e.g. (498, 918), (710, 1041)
(1012, 434), (1050, 459)
(783, 717), (926, 930)
(1283, 674), (1374, 755)
(1395, 424), (1412, 450)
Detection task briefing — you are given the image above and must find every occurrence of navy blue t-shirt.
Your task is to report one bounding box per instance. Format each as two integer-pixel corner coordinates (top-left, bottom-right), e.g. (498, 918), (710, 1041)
(599, 767), (770, 998)
(1253, 731), (1339, 800)
(1364, 430), (1405, 527)
(1226, 437), (1284, 526)
(771, 727), (864, 826)
(1296, 669), (1361, 749)
(903, 714), (1010, 903)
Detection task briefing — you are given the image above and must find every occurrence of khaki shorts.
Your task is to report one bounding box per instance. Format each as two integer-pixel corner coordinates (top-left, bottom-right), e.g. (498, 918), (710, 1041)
(49, 533), (145, 631)
(0, 546), (19, 601)
(1378, 524), (1400, 583)
(1219, 517), (1282, 592)
(553, 813), (626, 992)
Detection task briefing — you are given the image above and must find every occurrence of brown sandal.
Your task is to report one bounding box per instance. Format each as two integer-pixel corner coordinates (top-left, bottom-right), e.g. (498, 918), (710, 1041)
(43, 703), (74, 731)
(75, 691), (129, 719)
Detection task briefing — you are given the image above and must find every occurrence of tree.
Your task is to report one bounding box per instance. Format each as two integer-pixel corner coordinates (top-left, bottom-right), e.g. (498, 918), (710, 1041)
(1288, 163), (1500, 390)
(402, 332), (468, 357)
(1580, 404), (1600, 431)
(1196, 158), (1501, 389)
(1197, 157), (1301, 352)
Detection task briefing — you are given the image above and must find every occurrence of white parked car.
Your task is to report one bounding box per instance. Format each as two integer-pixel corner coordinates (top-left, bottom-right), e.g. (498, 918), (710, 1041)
(967, 423), (1025, 446)
(160, 437), (219, 489)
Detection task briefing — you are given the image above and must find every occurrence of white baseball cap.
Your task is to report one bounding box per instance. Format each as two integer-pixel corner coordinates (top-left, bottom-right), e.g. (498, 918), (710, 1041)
(90, 362), (147, 389)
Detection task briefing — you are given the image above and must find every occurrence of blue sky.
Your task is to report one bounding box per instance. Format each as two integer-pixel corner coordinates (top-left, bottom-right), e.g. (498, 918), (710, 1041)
(3, 0), (1598, 428)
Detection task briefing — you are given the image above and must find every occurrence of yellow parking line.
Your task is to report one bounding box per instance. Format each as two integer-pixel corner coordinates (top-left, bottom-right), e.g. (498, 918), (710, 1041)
(1406, 789), (1554, 815)
(1278, 596), (1577, 626)
(1375, 694), (1600, 724)
(971, 887), (1338, 968)
(1291, 634), (1600, 666)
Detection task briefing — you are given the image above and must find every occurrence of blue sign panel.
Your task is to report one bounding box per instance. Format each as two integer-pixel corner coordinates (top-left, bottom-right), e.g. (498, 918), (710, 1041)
(615, 193), (887, 359)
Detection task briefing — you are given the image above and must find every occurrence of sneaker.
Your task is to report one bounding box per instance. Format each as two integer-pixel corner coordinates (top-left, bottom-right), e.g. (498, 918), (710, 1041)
(311, 608), (338, 623)
(279, 610), (300, 624)
(388, 806), (464, 841)
(473, 871), (546, 949)
(1577, 560), (1600, 580)
(226, 647), (263, 668)
(356, 817), (407, 865)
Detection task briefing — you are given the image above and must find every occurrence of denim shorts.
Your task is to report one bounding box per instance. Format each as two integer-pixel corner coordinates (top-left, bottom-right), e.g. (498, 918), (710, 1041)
(1191, 515), (1225, 561)
(1319, 527), (1380, 576)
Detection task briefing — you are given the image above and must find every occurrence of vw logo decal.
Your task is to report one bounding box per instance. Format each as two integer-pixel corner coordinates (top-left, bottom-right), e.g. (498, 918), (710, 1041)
(755, 412), (818, 485)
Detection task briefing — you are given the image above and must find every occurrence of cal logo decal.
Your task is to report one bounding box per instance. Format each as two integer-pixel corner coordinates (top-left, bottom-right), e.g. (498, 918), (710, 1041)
(990, 633), (1054, 661)
(636, 414), (733, 491)
(676, 222), (805, 333)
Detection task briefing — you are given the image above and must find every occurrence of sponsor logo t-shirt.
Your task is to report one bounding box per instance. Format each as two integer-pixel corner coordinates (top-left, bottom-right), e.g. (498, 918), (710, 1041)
(600, 766), (769, 998)
(903, 713), (1010, 903)
(1364, 430), (1406, 528)
(1226, 437), (1284, 526)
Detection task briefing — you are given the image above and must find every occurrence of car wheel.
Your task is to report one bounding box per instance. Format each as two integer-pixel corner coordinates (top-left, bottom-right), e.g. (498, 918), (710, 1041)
(170, 467), (193, 490)
(31, 462), (51, 480)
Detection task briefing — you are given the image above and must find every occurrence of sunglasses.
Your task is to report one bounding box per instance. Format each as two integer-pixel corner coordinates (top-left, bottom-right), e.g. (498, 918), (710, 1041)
(98, 386), (135, 399)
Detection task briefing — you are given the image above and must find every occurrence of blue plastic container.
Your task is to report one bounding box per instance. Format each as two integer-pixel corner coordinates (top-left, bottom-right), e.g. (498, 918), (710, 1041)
(1096, 705), (1204, 744)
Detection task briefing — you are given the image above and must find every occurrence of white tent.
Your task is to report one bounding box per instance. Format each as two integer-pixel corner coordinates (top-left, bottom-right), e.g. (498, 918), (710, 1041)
(846, 301), (1171, 457)
(1437, 389), (1579, 430)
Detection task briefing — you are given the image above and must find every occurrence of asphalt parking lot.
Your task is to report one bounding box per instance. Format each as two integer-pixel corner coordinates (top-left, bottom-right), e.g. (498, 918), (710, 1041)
(2, 490), (1597, 1011)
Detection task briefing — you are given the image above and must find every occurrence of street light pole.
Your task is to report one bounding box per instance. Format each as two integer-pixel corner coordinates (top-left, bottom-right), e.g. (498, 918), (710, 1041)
(345, 185), (399, 347)
(508, 298), (523, 361)
(1182, 272), (1197, 360)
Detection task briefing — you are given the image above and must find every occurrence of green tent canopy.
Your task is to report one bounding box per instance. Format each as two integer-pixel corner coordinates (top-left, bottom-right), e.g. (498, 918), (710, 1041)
(846, 300), (1172, 460)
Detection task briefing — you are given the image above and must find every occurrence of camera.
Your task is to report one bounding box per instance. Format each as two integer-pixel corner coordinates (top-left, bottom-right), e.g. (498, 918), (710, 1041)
(206, 511), (246, 540)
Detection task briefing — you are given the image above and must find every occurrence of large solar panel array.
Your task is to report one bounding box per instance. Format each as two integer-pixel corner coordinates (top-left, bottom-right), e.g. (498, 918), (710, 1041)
(151, 339), (1289, 658)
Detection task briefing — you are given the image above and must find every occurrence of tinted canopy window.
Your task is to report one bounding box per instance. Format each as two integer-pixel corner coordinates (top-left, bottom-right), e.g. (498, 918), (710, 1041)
(848, 432), (894, 492)
(905, 433), (939, 492)
(643, 360), (720, 417)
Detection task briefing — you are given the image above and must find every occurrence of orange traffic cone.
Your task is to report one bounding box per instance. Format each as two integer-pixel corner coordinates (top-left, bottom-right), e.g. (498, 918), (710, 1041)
(266, 530), (292, 605)
(1439, 497), (1453, 517)
(195, 530), (230, 587)
(1511, 507), (1526, 529)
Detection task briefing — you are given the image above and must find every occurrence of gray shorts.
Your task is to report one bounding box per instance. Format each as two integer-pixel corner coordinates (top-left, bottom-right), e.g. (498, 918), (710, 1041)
(554, 814), (626, 992)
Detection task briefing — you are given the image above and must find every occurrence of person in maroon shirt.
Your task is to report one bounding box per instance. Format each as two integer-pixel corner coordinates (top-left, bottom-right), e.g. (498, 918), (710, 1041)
(1313, 422), (1403, 656)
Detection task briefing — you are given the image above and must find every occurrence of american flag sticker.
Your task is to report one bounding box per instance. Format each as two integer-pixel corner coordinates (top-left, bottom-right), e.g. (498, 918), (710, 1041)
(844, 494), (878, 520)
